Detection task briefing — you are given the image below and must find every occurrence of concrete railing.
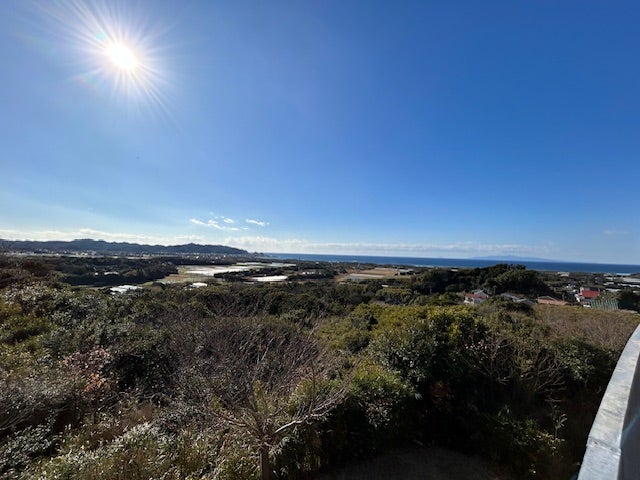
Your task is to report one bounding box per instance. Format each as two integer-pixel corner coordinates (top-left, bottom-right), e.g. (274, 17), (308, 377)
(578, 324), (640, 480)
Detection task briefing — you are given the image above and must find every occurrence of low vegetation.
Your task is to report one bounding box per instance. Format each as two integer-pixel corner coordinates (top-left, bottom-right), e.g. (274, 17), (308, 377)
(0, 256), (638, 479)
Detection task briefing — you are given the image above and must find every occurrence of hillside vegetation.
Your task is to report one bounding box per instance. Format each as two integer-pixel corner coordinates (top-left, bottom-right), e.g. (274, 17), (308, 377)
(0, 256), (638, 480)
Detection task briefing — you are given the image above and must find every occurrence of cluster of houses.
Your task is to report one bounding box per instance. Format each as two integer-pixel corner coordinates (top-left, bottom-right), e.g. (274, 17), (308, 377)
(574, 287), (621, 310)
(463, 286), (627, 311)
(463, 290), (567, 307)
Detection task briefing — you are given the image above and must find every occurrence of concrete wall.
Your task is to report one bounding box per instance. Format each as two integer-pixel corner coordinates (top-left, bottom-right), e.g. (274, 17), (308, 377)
(578, 324), (640, 480)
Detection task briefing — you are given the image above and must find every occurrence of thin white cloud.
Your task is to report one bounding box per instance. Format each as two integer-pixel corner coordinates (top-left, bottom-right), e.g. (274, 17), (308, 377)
(0, 228), (552, 259)
(246, 219), (269, 227)
(223, 236), (552, 257)
(193, 216), (267, 229)
(190, 217), (240, 231)
(604, 229), (629, 236)
(207, 220), (239, 231)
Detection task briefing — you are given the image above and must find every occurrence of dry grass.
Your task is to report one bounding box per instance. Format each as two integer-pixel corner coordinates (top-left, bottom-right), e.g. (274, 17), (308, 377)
(338, 267), (410, 281)
(535, 305), (640, 353)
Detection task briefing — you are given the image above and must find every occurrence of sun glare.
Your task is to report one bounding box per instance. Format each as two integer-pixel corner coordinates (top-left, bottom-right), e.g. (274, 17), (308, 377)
(105, 43), (138, 71)
(36, 0), (170, 115)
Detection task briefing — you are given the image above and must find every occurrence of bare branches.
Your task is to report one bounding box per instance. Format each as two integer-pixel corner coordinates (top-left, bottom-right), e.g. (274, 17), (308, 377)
(465, 327), (565, 405)
(169, 316), (346, 480)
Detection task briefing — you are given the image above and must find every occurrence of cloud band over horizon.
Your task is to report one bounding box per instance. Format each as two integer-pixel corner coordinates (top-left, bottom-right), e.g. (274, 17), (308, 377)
(0, 227), (556, 260)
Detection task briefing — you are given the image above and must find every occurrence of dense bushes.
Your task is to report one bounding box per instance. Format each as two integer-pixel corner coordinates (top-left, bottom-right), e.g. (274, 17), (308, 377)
(0, 261), (638, 479)
(324, 303), (629, 478)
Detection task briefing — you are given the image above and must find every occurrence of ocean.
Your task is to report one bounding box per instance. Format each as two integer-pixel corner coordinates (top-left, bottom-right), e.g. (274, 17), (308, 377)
(265, 253), (640, 275)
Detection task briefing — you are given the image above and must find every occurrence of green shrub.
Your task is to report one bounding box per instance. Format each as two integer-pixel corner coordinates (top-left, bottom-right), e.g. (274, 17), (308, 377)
(213, 432), (259, 480)
(479, 407), (567, 479)
(0, 420), (57, 475)
(23, 423), (222, 480)
(349, 361), (415, 431)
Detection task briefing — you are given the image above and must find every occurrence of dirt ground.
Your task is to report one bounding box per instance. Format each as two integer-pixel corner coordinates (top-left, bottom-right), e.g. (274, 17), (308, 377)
(338, 267), (412, 281)
(314, 446), (512, 480)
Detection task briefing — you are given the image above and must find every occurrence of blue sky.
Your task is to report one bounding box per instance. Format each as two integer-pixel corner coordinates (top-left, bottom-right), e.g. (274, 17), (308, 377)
(1, 0), (639, 263)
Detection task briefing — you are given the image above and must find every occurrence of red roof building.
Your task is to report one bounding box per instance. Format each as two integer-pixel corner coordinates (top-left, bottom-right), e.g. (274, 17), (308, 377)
(464, 290), (489, 305)
(580, 288), (600, 300)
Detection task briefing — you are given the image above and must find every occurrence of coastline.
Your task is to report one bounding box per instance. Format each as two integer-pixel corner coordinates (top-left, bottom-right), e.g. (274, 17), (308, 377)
(265, 253), (640, 275)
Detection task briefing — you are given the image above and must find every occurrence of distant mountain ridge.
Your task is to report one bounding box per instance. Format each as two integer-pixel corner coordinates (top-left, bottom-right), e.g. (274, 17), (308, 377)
(0, 238), (249, 256)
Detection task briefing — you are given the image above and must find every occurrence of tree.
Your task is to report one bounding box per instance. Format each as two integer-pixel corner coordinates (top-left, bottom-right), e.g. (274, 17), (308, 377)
(172, 317), (345, 480)
(618, 290), (640, 312)
(493, 268), (551, 296)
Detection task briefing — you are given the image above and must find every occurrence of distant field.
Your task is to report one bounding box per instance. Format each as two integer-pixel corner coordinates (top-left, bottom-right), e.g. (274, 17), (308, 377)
(339, 266), (413, 281)
(158, 264), (253, 284)
(158, 262), (296, 284)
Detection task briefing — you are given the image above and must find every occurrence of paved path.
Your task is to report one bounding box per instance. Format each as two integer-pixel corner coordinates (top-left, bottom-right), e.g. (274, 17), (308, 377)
(315, 446), (511, 480)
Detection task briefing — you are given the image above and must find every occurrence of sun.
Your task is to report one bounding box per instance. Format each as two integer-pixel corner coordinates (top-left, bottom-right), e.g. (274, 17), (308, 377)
(105, 42), (139, 71)
(35, 0), (170, 114)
